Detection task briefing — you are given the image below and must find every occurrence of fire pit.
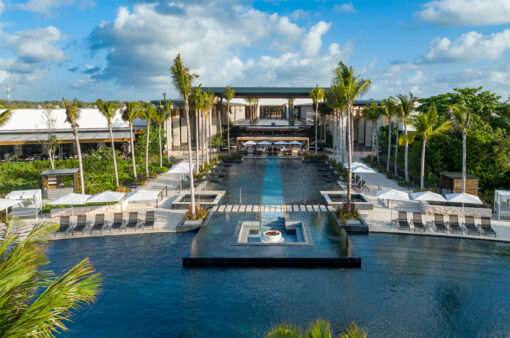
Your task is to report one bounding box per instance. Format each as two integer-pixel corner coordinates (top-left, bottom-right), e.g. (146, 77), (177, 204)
(261, 230), (283, 243)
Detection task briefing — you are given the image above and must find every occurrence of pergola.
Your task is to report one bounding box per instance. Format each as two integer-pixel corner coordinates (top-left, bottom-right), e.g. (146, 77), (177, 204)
(236, 136), (309, 152)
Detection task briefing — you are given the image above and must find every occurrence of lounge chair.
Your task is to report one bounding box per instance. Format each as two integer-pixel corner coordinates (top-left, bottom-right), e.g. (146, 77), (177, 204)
(412, 212), (425, 232)
(433, 214), (447, 233)
(447, 215), (463, 234)
(142, 211), (155, 230)
(397, 211), (410, 230)
(91, 214), (105, 233)
(73, 215), (88, 235)
(480, 217), (496, 237)
(111, 212), (124, 231)
(464, 216), (480, 236)
(58, 216), (71, 236)
(126, 212), (139, 230)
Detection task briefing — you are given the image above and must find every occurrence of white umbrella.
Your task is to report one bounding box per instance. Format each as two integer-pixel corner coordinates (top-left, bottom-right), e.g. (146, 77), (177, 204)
(125, 190), (160, 203)
(377, 189), (410, 223)
(274, 141), (289, 145)
(410, 191), (447, 202)
(290, 141), (302, 145)
(343, 161), (367, 169)
(445, 193), (483, 205)
(49, 193), (91, 205)
(87, 191), (126, 203)
(258, 141), (272, 145)
(244, 140), (257, 146)
(352, 165), (376, 184)
(0, 198), (23, 216)
(167, 162), (195, 191)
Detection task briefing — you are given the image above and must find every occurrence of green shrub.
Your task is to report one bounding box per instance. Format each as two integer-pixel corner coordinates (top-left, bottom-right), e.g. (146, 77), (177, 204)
(185, 205), (208, 221)
(335, 204), (360, 224)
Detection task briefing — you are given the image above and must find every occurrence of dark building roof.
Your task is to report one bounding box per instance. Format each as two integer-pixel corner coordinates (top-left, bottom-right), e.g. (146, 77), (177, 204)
(441, 172), (479, 180)
(41, 168), (79, 176)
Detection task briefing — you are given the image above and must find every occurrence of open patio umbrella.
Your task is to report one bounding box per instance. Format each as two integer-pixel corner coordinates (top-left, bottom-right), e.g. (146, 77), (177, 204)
(445, 192), (483, 205)
(0, 198), (23, 216)
(289, 141), (302, 146)
(258, 141), (272, 145)
(274, 141), (289, 145)
(167, 162), (195, 191)
(352, 165), (376, 185)
(49, 193), (91, 216)
(410, 191), (447, 202)
(244, 140), (257, 146)
(87, 191), (126, 203)
(376, 189), (410, 223)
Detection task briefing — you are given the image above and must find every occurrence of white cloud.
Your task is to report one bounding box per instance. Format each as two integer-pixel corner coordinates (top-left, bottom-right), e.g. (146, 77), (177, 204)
(89, 2), (351, 93)
(334, 3), (356, 13)
(425, 29), (510, 62)
(0, 25), (66, 84)
(18, 0), (73, 15)
(0, 1), (5, 14)
(417, 0), (510, 26)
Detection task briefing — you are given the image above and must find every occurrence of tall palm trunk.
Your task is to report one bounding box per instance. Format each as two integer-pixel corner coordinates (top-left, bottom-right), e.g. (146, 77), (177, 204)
(375, 121), (380, 164)
(201, 111), (205, 167)
(184, 101), (196, 215)
(314, 102), (318, 154)
(218, 106), (222, 143)
(108, 122), (119, 187)
(158, 124), (163, 167)
(371, 122), (376, 162)
(167, 113), (172, 162)
(208, 111), (212, 162)
(404, 121), (409, 182)
(195, 110), (200, 174)
(72, 125), (85, 194)
(394, 127), (399, 176)
(145, 121), (150, 178)
(129, 122), (137, 182)
(386, 121), (392, 172)
(462, 130), (467, 192)
(341, 110), (345, 164)
(346, 104), (353, 209)
(227, 103), (231, 154)
(420, 138), (426, 190)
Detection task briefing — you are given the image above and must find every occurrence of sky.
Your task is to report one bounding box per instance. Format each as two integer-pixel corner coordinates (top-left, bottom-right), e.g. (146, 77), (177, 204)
(1, 0), (510, 102)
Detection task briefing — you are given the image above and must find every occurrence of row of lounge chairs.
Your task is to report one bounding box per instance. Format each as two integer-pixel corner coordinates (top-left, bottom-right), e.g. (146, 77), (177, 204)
(57, 211), (156, 236)
(396, 211), (496, 237)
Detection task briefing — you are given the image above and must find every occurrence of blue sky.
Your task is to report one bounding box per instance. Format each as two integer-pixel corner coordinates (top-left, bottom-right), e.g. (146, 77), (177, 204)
(1, 0), (510, 101)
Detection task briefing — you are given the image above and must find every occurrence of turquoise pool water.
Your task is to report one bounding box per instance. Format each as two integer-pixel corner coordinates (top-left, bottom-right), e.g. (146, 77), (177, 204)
(47, 233), (510, 337)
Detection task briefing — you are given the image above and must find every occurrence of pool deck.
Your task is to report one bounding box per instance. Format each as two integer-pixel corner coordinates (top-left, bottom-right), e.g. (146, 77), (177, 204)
(335, 152), (510, 243)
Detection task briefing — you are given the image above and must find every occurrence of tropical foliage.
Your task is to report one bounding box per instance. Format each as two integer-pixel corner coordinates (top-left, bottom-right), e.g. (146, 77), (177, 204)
(267, 320), (366, 338)
(0, 219), (102, 336)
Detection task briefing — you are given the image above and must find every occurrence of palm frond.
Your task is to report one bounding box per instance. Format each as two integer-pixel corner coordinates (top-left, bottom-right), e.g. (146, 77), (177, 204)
(267, 323), (303, 338)
(0, 108), (12, 127)
(306, 319), (332, 338)
(224, 85), (235, 101)
(339, 322), (367, 338)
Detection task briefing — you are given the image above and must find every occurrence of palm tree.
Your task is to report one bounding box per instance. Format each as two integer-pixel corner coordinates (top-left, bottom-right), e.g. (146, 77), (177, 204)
(122, 102), (140, 182)
(0, 108), (12, 127)
(159, 100), (173, 162)
(0, 218), (102, 337)
(190, 85), (203, 174)
(450, 103), (473, 193)
(96, 99), (123, 187)
(267, 320), (366, 338)
(171, 54), (197, 216)
(139, 102), (156, 178)
(396, 92), (416, 182)
(380, 98), (397, 172)
(364, 102), (381, 163)
(393, 98), (402, 177)
(400, 106), (452, 190)
(310, 85), (325, 155)
(333, 62), (371, 210)
(330, 85), (347, 163)
(62, 98), (85, 194)
(203, 90), (216, 164)
(223, 86), (235, 154)
(154, 101), (171, 167)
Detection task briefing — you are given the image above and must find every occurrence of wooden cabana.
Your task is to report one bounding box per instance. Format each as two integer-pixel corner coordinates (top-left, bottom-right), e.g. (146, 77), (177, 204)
(41, 168), (80, 199)
(440, 172), (479, 196)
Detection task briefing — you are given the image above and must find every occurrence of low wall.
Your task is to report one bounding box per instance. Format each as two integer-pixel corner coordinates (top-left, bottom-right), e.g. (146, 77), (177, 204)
(421, 201), (492, 218)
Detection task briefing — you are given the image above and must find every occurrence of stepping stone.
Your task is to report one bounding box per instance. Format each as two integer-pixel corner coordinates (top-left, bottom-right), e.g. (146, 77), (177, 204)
(240, 205), (246, 212)
(299, 205), (306, 212)
(312, 205), (318, 212)
(218, 205), (226, 212)
(253, 205), (259, 212)
(233, 205), (240, 212)
(211, 206), (218, 212)
(246, 205), (253, 212)
(320, 205), (327, 212)
(327, 206), (335, 212)
(293, 205), (299, 212)
(225, 205), (233, 212)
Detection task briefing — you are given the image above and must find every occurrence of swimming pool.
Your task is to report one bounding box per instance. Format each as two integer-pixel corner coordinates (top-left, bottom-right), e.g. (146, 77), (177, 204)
(47, 233), (510, 337)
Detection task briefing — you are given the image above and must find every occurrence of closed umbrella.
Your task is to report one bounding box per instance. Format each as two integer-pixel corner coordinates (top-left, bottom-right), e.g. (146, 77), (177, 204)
(377, 189), (410, 223)
(410, 191), (447, 202)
